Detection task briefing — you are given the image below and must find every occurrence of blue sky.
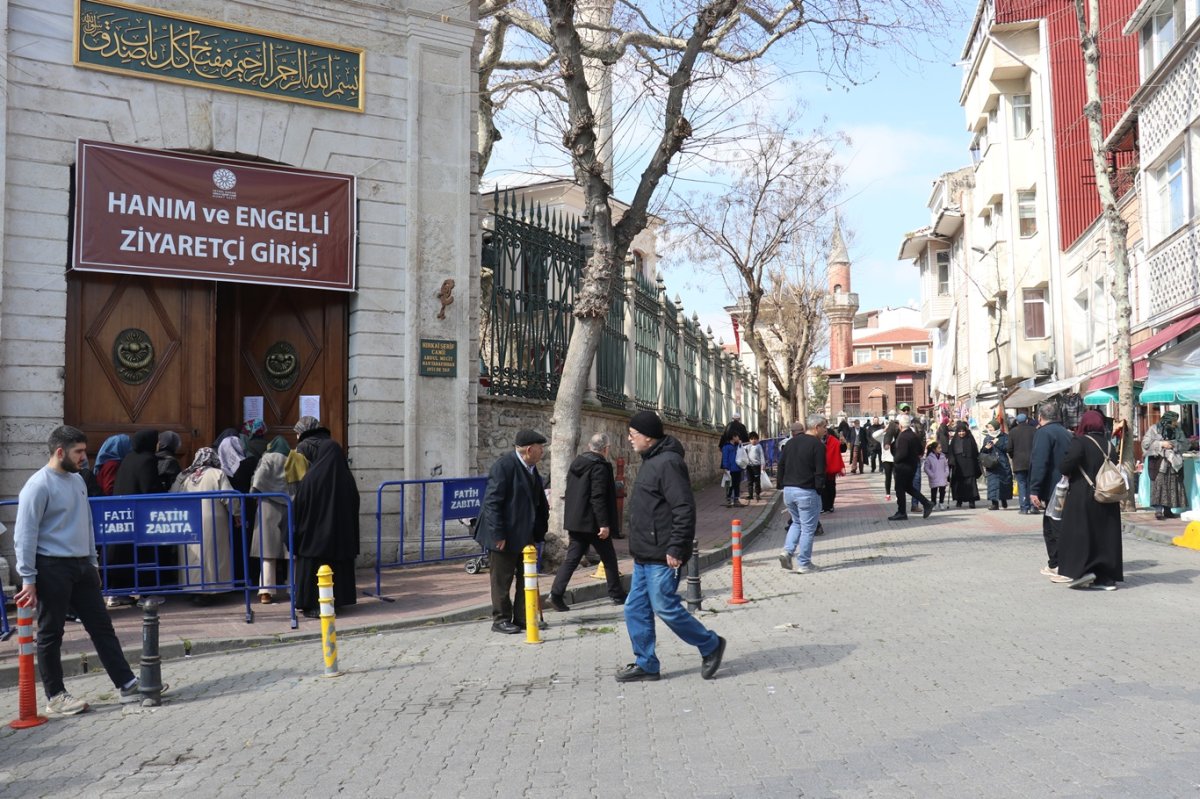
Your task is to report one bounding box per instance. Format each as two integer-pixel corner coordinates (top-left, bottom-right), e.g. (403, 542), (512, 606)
(486, 2), (979, 351)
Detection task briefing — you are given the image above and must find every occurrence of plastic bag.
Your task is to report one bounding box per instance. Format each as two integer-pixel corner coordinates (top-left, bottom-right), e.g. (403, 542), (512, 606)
(1046, 476), (1069, 521)
(721, 472), (730, 488)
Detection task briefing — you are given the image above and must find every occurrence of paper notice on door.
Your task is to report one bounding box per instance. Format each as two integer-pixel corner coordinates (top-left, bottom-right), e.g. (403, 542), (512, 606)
(300, 395), (321, 421)
(243, 396), (264, 422)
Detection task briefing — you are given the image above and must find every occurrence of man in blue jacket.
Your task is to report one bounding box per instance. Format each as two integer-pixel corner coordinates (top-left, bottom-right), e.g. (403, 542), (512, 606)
(1028, 404), (1073, 579)
(616, 411), (725, 682)
(474, 428), (550, 634)
(720, 432), (744, 507)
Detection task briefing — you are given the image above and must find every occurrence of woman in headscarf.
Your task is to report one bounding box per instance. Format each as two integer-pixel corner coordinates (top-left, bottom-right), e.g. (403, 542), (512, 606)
(293, 431), (359, 618)
(171, 447), (238, 605)
(293, 415), (329, 462)
(156, 431), (183, 493)
(95, 433), (131, 496)
(1142, 410), (1189, 520)
(110, 429), (163, 600)
(1055, 410), (1123, 590)
(250, 440), (291, 604)
(241, 418), (269, 459)
(980, 420), (1013, 510)
(948, 421), (981, 509)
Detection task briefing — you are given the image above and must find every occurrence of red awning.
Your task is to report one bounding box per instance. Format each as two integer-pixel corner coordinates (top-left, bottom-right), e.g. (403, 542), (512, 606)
(1086, 312), (1200, 392)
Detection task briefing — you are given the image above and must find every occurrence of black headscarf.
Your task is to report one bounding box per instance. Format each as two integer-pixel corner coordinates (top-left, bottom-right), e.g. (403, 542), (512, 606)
(294, 437), (360, 561)
(114, 429), (162, 495)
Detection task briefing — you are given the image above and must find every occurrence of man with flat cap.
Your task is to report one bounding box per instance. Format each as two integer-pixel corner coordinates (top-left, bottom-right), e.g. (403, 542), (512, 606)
(618, 410), (726, 682)
(474, 428), (550, 634)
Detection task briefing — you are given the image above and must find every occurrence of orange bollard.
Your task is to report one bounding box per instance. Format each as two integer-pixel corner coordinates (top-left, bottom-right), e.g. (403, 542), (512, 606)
(10, 601), (47, 729)
(728, 519), (749, 605)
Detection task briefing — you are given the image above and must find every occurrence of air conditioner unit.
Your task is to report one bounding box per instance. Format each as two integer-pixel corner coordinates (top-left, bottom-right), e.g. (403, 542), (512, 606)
(1033, 350), (1053, 376)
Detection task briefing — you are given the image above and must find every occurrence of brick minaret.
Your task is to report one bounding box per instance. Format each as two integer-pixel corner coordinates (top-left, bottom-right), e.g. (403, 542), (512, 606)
(823, 221), (858, 371)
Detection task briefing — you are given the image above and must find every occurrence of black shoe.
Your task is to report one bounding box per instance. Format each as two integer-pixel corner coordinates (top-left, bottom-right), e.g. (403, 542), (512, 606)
(969, 502), (976, 509)
(956, 502), (963, 508)
(302, 608), (319, 619)
(701, 636), (727, 680)
(615, 664), (660, 682)
(611, 595), (626, 606)
(887, 512), (908, 521)
(922, 501), (933, 519)
(1001, 501), (1008, 509)
(989, 502), (999, 511)
(491, 620), (522, 634)
(549, 594), (570, 612)
(814, 522), (825, 536)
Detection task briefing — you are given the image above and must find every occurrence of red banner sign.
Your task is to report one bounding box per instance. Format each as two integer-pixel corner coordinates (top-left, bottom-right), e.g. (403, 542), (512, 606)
(72, 140), (356, 291)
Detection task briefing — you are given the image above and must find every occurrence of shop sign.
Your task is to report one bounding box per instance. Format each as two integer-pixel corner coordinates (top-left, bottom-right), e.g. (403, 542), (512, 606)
(72, 139), (357, 292)
(419, 339), (458, 377)
(75, 0), (364, 112)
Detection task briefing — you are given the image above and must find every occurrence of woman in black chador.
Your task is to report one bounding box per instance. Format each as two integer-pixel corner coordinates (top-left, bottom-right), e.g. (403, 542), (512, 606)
(292, 419), (359, 617)
(948, 421), (981, 509)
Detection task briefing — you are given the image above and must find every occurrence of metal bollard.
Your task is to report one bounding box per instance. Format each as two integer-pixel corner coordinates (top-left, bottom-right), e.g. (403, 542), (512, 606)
(522, 545), (541, 645)
(9, 602), (47, 729)
(729, 518), (749, 605)
(317, 565), (342, 677)
(138, 597), (165, 706)
(685, 538), (702, 614)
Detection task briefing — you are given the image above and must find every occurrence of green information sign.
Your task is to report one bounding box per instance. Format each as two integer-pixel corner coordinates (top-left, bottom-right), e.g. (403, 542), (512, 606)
(75, 0), (364, 112)
(419, 339), (458, 378)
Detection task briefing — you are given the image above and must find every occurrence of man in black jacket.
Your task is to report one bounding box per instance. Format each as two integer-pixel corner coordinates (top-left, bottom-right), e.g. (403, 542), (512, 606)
(1028, 404), (1073, 579)
(776, 416), (827, 573)
(548, 432), (626, 611)
(616, 411), (725, 683)
(474, 429), (550, 634)
(889, 414), (934, 521)
(1008, 413), (1037, 514)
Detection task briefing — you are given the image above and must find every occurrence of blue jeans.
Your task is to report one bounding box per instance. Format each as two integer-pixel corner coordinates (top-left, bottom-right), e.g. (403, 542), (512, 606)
(782, 487), (820, 566)
(910, 467), (923, 511)
(624, 562), (720, 674)
(1015, 470), (1031, 512)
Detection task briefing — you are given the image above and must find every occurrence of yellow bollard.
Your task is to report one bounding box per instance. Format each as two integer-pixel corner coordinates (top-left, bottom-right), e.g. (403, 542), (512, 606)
(522, 545), (541, 645)
(1173, 520), (1200, 551)
(317, 565), (342, 677)
(591, 561), (607, 580)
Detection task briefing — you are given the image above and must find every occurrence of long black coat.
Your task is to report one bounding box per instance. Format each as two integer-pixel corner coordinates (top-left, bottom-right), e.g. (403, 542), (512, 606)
(114, 430), (162, 496)
(948, 431), (981, 502)
(562, 451), (619, 536)
(1058, 432), (1123, 583)
(294, 437), (360, 561)
(1008, 421), (1037, 472)
(474, 450), (549, 553)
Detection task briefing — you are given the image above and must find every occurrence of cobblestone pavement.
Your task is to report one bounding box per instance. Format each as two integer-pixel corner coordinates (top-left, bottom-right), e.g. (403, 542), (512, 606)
(3, 471), (1198, 798)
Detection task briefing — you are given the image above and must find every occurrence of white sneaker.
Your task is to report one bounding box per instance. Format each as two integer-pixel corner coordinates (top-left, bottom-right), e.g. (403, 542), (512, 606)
(45, 691), (89, 716)
(778, 551), (793, 570)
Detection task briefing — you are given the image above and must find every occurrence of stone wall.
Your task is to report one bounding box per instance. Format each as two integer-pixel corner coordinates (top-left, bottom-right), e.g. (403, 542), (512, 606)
(476, 396), (723, 489)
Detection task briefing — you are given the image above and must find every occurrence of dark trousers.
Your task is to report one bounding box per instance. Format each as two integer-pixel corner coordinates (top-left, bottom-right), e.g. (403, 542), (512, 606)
(726, 471), (743, 502)
(894, 464), (929, 516)
(551, 531), (625, 600)
(883, 462), (894, 494)
(822, 474), (837, 511)
(745, 465), (762, 498)
(869, 450), (879, 471)
(932, 486), (946, 504)
(1042, 514), (1060, 569)
(35, 556), (135, 698)
(488, 546), (526, 626)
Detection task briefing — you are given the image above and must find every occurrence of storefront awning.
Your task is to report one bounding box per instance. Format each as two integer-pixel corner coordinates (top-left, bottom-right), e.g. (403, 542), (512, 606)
(1004, 374), (1093, 409)
(1085, 312), (1200, 392)
(1082, 386), (1141, 405)
(1140, 331), (1200, 404)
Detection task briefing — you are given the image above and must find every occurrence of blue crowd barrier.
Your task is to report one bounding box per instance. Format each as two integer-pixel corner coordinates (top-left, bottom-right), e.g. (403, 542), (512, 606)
(370, 476), (487, 600)
(1, 490), (298, 630)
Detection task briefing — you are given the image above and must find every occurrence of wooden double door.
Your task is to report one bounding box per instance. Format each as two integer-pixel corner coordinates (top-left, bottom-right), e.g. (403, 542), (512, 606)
(66, 274), (347, 462)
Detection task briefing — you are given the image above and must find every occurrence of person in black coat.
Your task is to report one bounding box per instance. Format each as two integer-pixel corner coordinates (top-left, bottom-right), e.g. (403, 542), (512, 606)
(474, 428), (550, 634)
(947, 421), (981, 508)
(1008, 413), (1037, 514)
(293, 433), (360, 617)
(548, 433), (626, 610)
(718, 414), (750, 450)
(106, 429), (161, 601)
(889, 415), (933, 521)
(155, 431), (183, 493)
(1028, 403), (1074, 578)
(1056, 411), (1124, 590)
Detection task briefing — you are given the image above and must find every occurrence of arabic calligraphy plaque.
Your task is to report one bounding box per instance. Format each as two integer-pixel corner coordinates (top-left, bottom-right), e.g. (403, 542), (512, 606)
(75, 0), (365, 112)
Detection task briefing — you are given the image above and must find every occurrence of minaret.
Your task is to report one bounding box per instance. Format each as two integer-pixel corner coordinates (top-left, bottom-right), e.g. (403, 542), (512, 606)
(823, 221), (858, 371)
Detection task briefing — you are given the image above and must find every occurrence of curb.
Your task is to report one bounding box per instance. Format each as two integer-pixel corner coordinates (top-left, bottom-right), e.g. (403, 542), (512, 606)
(1123, 519), (1182, 547)
(0, 493), (783, 691)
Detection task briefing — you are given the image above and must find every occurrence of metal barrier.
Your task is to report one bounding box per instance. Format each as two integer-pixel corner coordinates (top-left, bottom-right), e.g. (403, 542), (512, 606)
(0, 491), (298, 630)
(370, 477), (487, 600)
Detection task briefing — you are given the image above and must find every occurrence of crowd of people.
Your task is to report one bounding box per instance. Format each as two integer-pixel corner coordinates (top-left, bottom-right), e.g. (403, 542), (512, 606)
(775, 402), (1137, 593)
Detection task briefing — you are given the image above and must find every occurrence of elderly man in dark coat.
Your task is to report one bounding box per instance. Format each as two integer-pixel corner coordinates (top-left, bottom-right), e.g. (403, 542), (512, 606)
(474, 429), (550, 634)
(1028, 403), (1073, 579)
(548, 432), (626, 611)
(1008, 413), (1037, 514)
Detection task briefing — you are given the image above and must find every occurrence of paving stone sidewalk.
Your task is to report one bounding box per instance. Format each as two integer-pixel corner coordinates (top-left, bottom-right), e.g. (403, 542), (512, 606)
(3, 468), (1197, 798)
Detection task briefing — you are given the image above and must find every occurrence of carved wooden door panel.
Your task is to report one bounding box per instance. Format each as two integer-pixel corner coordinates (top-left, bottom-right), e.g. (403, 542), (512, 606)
(65, 274), (215, 460)
(216, 284), (347, 445)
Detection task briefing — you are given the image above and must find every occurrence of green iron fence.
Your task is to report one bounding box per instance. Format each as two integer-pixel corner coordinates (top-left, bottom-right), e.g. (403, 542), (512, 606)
(482, 190), (777, 436)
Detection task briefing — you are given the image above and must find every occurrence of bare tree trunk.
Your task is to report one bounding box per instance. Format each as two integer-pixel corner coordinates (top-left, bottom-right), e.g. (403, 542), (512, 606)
(1074, 0), (1134, 448)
